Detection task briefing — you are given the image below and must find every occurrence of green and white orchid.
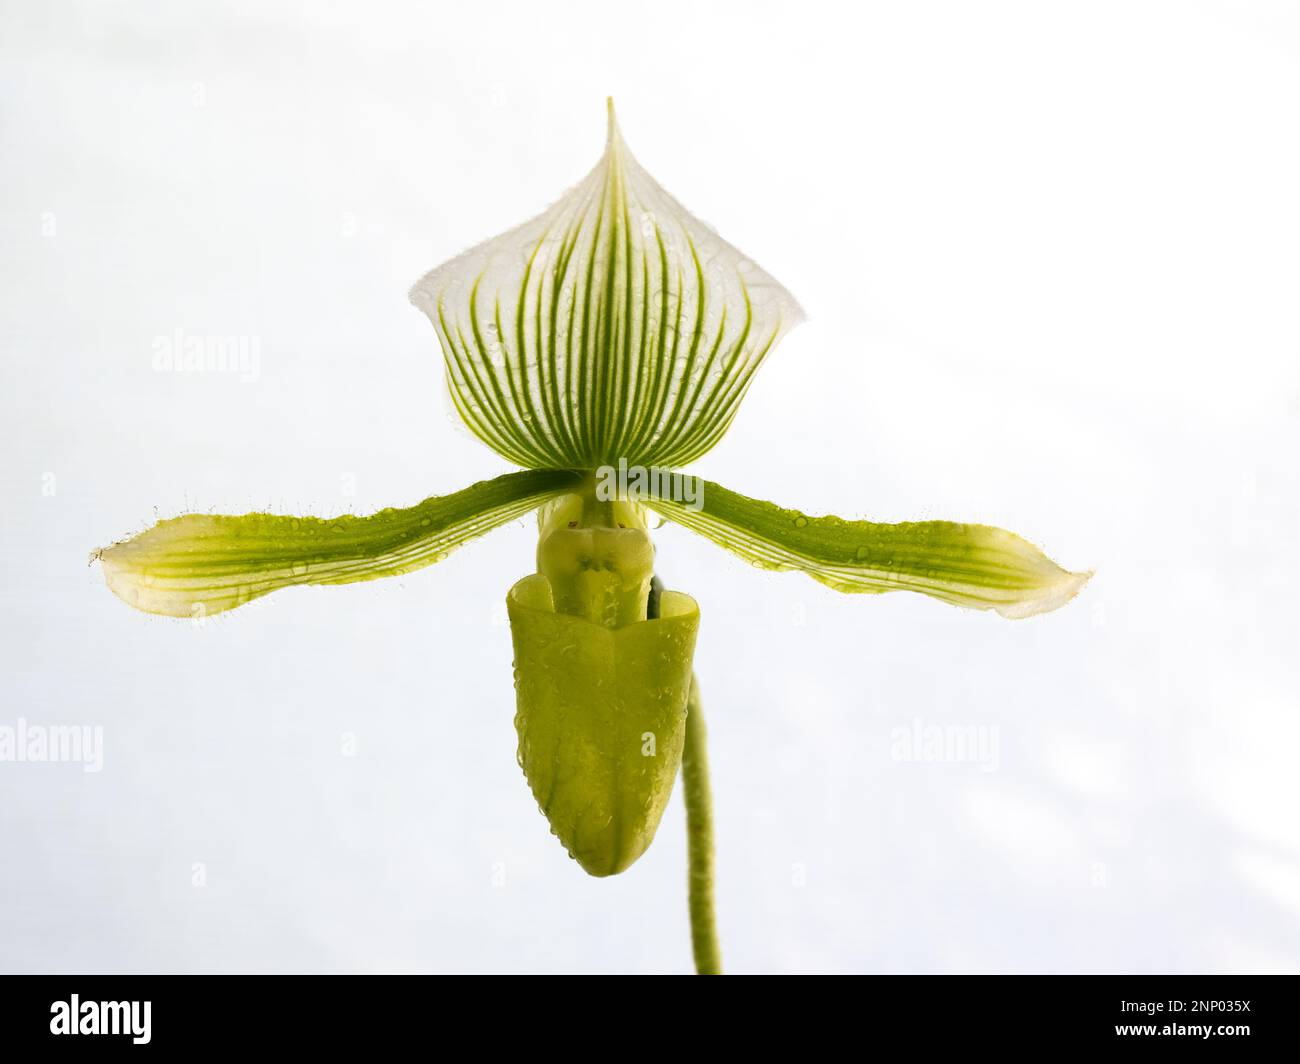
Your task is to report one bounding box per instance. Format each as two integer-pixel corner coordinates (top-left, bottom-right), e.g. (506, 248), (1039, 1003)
(97, 100), (1088, 974)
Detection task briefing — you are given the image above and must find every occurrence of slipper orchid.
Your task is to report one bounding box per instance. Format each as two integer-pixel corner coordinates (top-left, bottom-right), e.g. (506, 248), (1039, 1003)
(97, 100), (1088, 974)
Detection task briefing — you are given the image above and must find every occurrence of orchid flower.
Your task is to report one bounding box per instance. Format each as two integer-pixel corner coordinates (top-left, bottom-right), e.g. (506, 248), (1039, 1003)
(96, 100), (1088, 975)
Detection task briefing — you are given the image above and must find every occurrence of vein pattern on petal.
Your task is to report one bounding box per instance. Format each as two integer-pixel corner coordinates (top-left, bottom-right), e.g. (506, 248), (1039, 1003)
(410, 102), (804, 470)
(646, 477), (1091, 620)
(96, 469), (581, 618)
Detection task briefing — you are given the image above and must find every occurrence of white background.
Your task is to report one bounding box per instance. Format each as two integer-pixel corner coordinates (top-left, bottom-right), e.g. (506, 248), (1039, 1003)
(2, 0), (1297, 973)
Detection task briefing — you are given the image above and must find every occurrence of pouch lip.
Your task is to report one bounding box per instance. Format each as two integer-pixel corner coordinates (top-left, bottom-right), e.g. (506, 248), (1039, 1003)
(507, 571), (700, 877)
(508, 572), (698, 625)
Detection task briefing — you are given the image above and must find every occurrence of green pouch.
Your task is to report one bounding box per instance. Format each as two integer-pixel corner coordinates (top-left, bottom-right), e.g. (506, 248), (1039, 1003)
(508, 572), (700, 876)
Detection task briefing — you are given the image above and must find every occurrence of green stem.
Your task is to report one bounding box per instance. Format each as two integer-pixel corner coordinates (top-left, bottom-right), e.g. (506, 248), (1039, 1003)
(682, 674), (722, 974)
(648, 576), (721, 974)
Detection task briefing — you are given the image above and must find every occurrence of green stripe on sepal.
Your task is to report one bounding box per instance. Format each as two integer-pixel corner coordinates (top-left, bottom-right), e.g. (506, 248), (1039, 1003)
(508, 572), (700, 876)
(409, 100), (803, 471)
(96, 469), (582, 618)
(645, 478), (1090, 619)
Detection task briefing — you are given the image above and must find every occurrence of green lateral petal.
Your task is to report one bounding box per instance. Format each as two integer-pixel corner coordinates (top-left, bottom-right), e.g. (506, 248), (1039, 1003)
(508, 573), (700, 876)
(645, 478), (1090, 619)
(410, 100), (804, 470)
(96, 469), (582, 619)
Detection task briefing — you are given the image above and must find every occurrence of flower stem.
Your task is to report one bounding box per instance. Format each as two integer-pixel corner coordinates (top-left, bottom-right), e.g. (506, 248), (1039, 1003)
(682, 674), (722, 974)
(648, 576), (721, 974)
